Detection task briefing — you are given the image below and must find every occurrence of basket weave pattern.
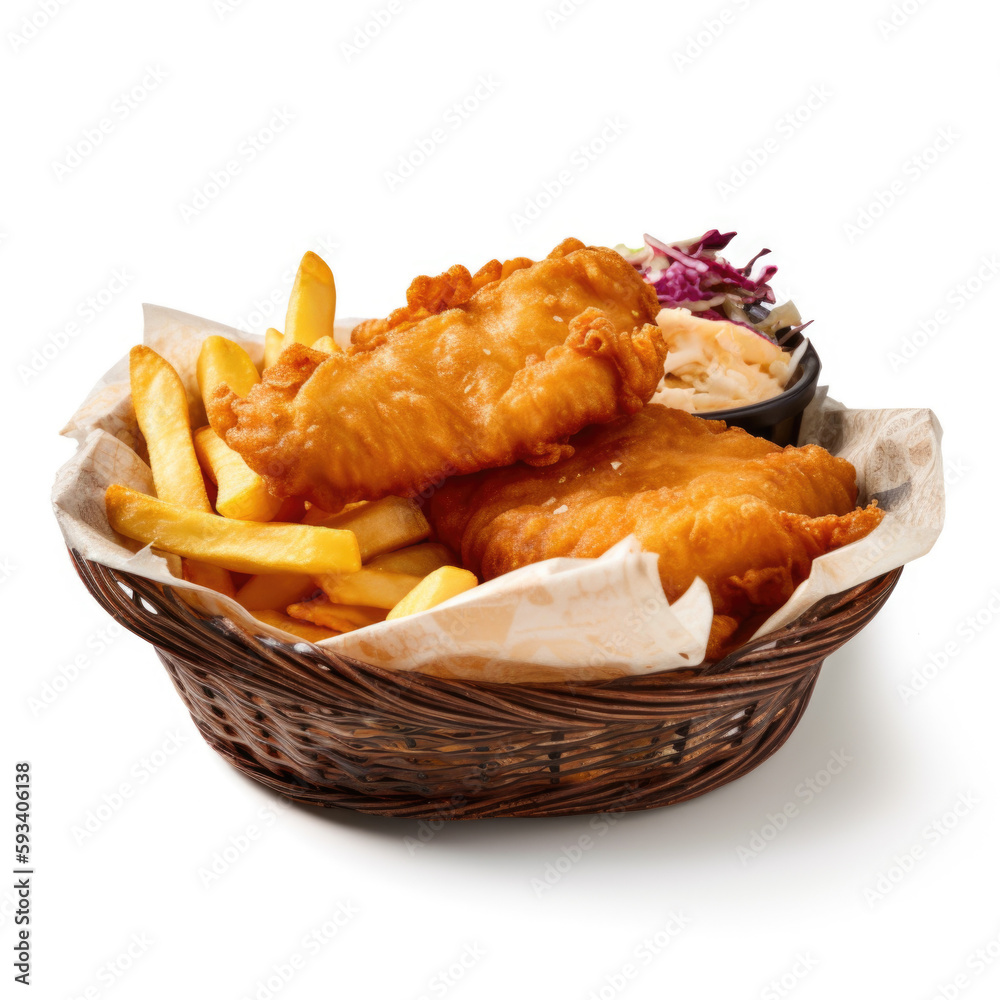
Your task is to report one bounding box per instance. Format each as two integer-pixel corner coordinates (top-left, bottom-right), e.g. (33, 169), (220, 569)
(72, 551), (901, 818)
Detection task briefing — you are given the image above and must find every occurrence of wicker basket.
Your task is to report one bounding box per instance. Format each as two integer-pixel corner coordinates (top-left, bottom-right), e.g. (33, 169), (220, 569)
(71, 550), (901, 819)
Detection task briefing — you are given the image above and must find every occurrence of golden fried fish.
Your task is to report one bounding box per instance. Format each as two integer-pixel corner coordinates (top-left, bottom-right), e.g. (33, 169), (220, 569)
(209, 239), (667, 510)
(427, 405), (884, 658)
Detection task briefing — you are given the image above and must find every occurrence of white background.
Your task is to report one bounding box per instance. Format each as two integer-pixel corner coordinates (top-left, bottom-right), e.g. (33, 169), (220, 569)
(4, 0), (999, 997)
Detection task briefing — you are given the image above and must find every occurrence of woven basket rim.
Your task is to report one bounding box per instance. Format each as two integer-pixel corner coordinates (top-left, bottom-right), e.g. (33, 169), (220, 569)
(71, 549), (902, 694)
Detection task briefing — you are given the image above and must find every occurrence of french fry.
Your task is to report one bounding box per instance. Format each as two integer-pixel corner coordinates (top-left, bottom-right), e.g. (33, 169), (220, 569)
(315, 568), (422, 610)
(365, 543), (457, 576)
(282, 251), (336, 350)
(300, 501), (364, 526)
(311, 496), (429, 560)
(264, 328), (284, 369)
(183, 559), (237, 597)
(235, 572), (317, 611)
(253, 610), (340, 643)
(196, 336), (259, 427)
(105, 484), (361, 575)
(311, 335), (340, 355)
(193, 426), (284, 522)
(130, 345), (234, 595)
(130, 345), (210, 511)
(286, 595), (386, 632)
(386, 566), (479, 620)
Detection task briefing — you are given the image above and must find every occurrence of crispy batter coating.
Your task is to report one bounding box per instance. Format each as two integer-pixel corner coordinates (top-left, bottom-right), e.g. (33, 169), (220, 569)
(428, 405), (884, 658)
(209, 241), (666, 509)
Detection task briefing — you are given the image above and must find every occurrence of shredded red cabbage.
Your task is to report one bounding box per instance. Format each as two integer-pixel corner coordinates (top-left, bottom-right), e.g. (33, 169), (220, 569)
(618, 231), (791, 336)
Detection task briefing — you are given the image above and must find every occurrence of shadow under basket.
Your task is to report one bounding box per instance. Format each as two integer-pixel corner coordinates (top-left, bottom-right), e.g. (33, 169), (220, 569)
(72, 551), (901, 819)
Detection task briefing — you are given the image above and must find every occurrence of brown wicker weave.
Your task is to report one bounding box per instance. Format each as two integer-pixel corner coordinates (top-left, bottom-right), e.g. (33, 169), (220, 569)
(71, 550), (900, 819)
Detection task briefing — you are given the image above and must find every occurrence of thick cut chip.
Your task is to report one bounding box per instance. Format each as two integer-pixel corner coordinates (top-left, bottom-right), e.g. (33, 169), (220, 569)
(194, 426), (284, 522)
(365, 543), (457, 576)
(264, 328), (284, 369)
(282, 251), (336, 351)
(253, 610), (340, 643)
(308, 496), (430, 560)
(236, 572), (317, 611)
(386, 566), (479, 620)
(105, 484), (361, 575)
(197, 337), (260, 433)
(130, 345), (233, 594)
(130, 345), (211, 511)
(315, 568), (422, 610)
(286, 596), (386, 632)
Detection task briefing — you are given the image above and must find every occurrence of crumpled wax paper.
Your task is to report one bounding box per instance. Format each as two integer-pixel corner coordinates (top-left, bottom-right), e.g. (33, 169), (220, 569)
(52, 305), (944, 683)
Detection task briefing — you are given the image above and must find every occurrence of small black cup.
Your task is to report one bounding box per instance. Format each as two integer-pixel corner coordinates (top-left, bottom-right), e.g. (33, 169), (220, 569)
(697, 332), (821, 446)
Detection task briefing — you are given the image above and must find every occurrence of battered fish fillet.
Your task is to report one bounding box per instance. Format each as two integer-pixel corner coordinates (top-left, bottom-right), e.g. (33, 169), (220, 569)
(427, 405), (884, 658)
(209, 239), (666, 510)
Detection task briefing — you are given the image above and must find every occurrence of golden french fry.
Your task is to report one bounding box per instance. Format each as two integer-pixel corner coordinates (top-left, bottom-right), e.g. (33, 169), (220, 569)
(301, 501), (364, 525)
(235, 572), (316, 611)
(193, 426), (283, 522)
(311, 496), (429, 560)
(182, 558), (237, 597)
(366, 543), (457, 576)
(282, 251), (336, 350)
(130, 345), (210, 511)
(130, 346), (233, 593)
(286, 595), (386, 632)
(197, 335), (259, 397)
(197, 337), (260, 434)
(311, 335), (340, 355)
(105, 484), (361, 575)
(386, 566), (479, 620)
(315, 569), (422, 610)
(264, 328), (284, 369)
(253, 610), (340, 643)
